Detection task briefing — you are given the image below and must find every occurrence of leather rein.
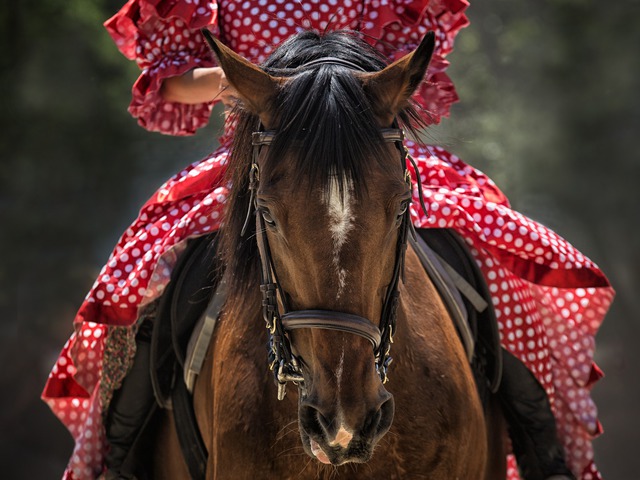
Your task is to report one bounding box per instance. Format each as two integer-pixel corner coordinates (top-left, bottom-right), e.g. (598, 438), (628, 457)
(242, 59), (429, 400)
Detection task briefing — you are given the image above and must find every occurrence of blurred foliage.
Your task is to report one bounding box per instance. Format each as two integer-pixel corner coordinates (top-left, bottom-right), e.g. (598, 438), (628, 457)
(1, 0), (638, 477)
(431, 0), (640, 304)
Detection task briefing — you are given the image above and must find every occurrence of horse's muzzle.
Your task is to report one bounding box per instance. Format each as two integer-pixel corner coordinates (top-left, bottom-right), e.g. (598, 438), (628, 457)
(298, 393), (395, 465)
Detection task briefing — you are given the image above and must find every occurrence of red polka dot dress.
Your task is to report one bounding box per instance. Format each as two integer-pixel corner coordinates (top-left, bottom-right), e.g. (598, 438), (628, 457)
(41, 1), (614, 479)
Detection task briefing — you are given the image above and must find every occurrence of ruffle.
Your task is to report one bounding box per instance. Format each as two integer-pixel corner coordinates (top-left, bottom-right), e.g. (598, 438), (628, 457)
(44, 140), (612, 480)
(508, 456), (603, 480)
(128, 53), (216, 135)
(104, 0), (219, 135)
(104, 0), (218, 61)
(75, 147), (229, 328)
(404, 141), (612, 477)
(360, 0), (470, 124)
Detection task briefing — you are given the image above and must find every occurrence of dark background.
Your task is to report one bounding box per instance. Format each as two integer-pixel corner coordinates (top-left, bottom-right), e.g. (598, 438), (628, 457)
(1, 0), (638, 478)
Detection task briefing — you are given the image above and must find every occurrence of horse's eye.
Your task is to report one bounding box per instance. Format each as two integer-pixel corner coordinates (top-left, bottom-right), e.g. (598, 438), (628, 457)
(395, 201), (409, 227)
(261, 209), (276, 227)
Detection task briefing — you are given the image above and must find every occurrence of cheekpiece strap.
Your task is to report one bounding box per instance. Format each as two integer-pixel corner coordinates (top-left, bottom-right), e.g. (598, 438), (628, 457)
(249, 122), (411, 392)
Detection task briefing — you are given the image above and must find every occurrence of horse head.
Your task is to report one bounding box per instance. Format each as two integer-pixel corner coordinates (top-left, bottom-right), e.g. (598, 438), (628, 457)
(205, 29), (435, 466)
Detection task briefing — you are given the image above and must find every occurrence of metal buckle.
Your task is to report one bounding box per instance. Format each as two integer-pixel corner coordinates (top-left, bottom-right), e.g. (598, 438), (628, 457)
(249, 162), (260, 185)
(276, 359), (305, 400)
(404, 168), (412, 187)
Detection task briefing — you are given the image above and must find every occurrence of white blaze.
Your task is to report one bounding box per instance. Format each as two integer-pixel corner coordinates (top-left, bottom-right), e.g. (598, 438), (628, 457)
(325, 177), (354, 298)
(336, 341), (345, 393)
(325, 180), (355, 449)
(329, 426), (354, 449)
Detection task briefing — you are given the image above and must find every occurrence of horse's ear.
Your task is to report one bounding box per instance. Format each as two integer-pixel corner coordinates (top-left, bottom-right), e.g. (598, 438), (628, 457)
(360, 32), (435, 126)
(201, 29), (283, 128)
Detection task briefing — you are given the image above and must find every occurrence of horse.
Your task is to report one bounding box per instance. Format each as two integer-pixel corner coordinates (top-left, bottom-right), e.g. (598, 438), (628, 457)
(152, 30), (507, 480)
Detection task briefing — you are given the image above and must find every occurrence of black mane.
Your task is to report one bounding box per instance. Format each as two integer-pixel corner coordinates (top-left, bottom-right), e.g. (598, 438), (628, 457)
(217, 30), (425, 295)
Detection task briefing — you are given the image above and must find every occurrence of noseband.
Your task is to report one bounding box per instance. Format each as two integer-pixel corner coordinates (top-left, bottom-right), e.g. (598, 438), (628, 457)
(243, 58), (428, 400)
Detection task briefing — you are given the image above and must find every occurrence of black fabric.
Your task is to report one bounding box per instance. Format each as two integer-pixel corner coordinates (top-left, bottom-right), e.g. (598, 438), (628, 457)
(499, 350), (575, 480)
(150, 233), (219, 478)
(150, 234), (219, 407)
(104, 233), (218, 477)
(105, 320), (157, 477)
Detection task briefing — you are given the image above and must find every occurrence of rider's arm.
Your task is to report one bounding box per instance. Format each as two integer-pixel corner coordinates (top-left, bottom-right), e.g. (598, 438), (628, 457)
(161, 67), (236, 107)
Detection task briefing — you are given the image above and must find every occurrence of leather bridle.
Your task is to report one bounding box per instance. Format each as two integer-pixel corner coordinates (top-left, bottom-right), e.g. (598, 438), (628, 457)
(246, 127), (428, 400)
(242, 59), (429, 400)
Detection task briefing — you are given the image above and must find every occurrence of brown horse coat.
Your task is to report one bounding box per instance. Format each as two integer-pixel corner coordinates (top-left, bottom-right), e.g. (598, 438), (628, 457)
(153, 30), (507, 480)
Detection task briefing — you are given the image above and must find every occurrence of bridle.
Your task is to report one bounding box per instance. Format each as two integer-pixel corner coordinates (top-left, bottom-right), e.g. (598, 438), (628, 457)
(241, 59), (429, 400)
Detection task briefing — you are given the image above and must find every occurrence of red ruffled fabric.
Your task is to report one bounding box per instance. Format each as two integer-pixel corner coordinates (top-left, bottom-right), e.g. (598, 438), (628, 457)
(104, 0), (219, 135)
(361, 0), (469, 123)
(43, 1), (611, 479)
(104, 0), (468, 137)
(43, 146), (612, 480)
(404, 141), (613, 478)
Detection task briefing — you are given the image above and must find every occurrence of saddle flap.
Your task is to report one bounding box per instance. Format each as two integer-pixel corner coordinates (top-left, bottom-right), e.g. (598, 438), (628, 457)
(150, 234), (219, 408)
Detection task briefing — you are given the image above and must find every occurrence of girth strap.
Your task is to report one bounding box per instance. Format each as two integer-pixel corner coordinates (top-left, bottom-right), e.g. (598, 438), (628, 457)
(184, 278), (229, 392)
(281, 310), (382, 350)
(172, 375), (207, 480)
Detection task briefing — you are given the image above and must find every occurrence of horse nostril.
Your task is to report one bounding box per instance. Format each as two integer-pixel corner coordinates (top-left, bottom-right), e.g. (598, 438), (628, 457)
(362, 408), (382, 437)
(300, 394), (395, 448)
(316, 411), (331, 432)
(362, 395), (395, 440)
(300, 403), (331, 438)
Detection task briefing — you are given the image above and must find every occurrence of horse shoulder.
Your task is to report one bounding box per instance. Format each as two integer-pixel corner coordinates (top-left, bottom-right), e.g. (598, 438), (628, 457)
(390, 247), (489, 477)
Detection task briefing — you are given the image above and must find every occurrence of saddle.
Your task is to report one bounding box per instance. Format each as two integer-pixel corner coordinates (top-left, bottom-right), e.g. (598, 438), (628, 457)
(150, 234), (221, 408)
(148, 228), (501, 479)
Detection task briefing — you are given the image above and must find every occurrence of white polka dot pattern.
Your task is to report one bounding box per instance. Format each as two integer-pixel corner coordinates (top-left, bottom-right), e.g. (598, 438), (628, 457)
(405, 141), (613, 480)
(105, 0), (467, 136)
(43, 1), (612, 479)
(105, 0), (221, 135)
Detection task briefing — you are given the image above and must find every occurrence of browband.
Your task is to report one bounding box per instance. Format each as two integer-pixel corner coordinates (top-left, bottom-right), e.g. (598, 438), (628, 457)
(252, 128), (404, 147)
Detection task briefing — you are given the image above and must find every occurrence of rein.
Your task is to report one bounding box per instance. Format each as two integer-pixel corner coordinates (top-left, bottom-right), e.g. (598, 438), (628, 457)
(242, 58), (429, 400)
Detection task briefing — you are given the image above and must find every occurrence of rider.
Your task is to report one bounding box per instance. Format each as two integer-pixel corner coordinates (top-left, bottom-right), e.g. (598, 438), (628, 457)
(42, 1), (613, 479)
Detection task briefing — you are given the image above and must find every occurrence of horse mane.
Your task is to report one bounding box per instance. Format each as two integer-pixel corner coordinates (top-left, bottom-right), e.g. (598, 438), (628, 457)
(217, 30), (427, 297)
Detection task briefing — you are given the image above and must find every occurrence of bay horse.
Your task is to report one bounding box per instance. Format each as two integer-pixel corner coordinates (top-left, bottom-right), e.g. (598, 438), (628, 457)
(153, 30), (507, 479)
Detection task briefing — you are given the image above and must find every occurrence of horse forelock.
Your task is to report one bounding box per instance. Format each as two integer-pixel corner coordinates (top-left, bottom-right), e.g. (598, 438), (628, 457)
(219, 30), (425, 296)
(262, 30), (390, 200)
